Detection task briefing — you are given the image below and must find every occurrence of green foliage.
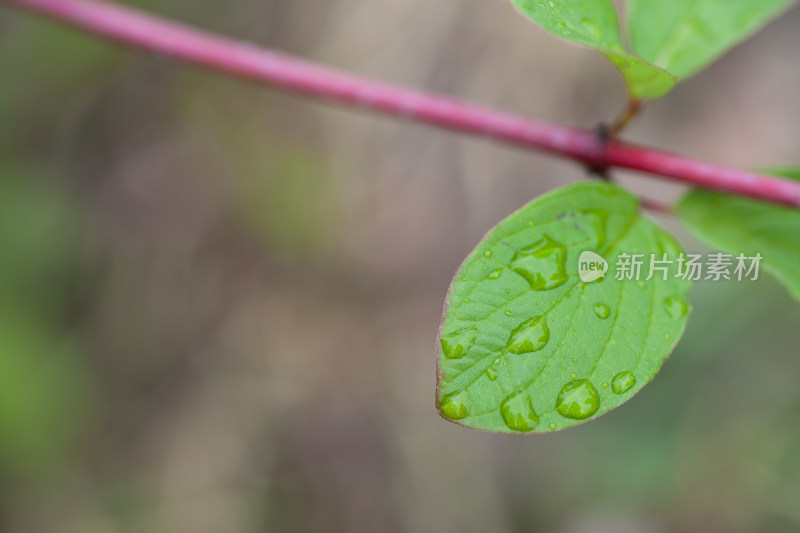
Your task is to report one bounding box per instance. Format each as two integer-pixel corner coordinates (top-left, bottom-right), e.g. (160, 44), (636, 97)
(0, 14), (100, 478)
(759, 167), (800, 181)
(509, 0), (675, 99)
(677, 169), (800, 301)
(0, 170), (92, 477)
(436, 182), (691, 433)
(509, 0), (797, 99)
(629, 0), (796, 80)
(0, 319), (91, 477)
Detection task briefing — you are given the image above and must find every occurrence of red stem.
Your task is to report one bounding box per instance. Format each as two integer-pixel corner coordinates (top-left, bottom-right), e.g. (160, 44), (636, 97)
(5, 0), (800, 207)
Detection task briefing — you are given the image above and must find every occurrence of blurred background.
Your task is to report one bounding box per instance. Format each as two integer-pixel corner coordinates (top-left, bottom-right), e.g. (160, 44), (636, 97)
(1, 1), (799, 532)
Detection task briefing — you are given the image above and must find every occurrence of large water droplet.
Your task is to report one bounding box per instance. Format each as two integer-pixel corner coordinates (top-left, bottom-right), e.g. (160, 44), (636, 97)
(507, 316), (550, 354)
(483, 249), (493, 259)
(500, 391), (539, 432)
(663, 296), (688, 319)
(593, 303), (611, 319)
(439, 391), (468, 420)
(440, 327), (477, 359)
(611, 371), (636, 394)
(555, 379), (600, 420)
(488, 269), (502, 279)
(510, 234), (568, 291)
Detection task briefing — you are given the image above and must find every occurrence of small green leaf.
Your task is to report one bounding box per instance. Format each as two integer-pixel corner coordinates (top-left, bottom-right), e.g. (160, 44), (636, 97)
(677, 169), (800, 301)
(508, 0), (675, 99)
(602, 51), (676, 100)
(436, 182), (691, 434)
(628, 0), (797, 80)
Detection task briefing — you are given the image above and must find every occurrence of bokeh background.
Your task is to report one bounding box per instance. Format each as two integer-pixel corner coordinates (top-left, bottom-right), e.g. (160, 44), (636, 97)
(1, 1), (800, 532)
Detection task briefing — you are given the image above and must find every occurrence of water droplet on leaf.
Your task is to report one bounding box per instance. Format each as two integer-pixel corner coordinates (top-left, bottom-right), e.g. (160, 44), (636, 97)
(506, 316), (550, 354)
(440, 327), (477, 359)
(488, 269), (502, 279)
(593, 303), (611, 319)
(664, 296), (688, 319)
(611, 371), (636, 394)
(486, 357), (502, 381)
(500, 391), (540, 432)
(440, 391), (468, 420)
(510, 234), (568, 291)
(556, 379), (600, 420)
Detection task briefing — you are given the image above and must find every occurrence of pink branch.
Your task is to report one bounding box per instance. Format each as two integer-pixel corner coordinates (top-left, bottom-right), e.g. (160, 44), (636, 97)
(5, 0), (800, 207)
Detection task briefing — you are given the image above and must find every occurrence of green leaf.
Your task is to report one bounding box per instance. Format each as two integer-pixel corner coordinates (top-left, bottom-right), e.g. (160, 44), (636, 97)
(628, 0), (797, 80)
(677, 169), (800, 301)
(602, 51), (677, 100)
(759, 167), (800, 180)
(436, 182), (691, 434)
(508, 0), (676, 99)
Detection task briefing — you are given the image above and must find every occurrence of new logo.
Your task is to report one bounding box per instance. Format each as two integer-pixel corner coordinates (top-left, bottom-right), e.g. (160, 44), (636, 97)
(578, 251), (608, 283)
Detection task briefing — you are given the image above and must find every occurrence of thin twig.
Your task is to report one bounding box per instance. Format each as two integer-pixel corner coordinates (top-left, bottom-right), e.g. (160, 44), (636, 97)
(5, 0), (800, 207)
(609, 98), (645, 137)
